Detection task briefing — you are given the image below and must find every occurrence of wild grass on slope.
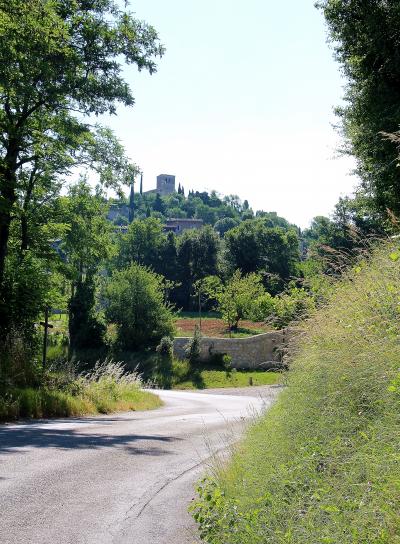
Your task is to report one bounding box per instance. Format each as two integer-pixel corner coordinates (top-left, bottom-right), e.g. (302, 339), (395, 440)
(191, 243), (400, 544)
(0, 361), (161, 421)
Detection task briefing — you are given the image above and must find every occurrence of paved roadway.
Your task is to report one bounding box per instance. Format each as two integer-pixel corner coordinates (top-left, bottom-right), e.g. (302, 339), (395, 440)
(0, 387), (280, 544)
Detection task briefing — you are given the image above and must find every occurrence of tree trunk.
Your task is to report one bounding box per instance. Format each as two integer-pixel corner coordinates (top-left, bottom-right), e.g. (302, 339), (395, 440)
(0, 143), (19, 334)
(20, 167), (37, 253)
(20, 213), (28, 252)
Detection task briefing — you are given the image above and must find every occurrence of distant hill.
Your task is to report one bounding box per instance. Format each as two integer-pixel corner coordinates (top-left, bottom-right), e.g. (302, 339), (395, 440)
(107, 189), (299, 234)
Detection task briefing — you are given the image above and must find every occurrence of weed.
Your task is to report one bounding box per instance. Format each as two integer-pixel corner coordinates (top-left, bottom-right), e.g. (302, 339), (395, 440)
(0, 360), (161, 422)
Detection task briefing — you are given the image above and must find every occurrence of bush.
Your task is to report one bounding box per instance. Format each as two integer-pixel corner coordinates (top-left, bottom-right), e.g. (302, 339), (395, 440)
(203, 271), (265, 330)
(69, 277), (106, 351)
(191, 242), (400, 543)
(171, 358), (191, 385)
(155, 336), (174, 388)
(184, 325), (202, 366)
(105, 263), (175, 350)
(156, 336), (174, 358)
(250, 292), (275, 321)
(272, 286), (316, 328)
(0, 360), (161, 421)
(0, 329), (41, 388)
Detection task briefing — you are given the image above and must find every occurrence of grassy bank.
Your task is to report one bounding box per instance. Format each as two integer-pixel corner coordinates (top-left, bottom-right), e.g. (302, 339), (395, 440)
(174, 368), (281, 390)
(191, 243), (400, 543)
(0, 361), (161, 422)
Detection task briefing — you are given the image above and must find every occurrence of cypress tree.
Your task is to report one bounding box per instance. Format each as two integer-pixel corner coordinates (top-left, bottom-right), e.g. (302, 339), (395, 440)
(129, 181), (135, 223)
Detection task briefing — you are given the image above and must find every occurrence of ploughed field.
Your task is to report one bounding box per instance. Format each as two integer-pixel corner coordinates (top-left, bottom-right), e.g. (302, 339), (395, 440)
(175, 313), (270, 338)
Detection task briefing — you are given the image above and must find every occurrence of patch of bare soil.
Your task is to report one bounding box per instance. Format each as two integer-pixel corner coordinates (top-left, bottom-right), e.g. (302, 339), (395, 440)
(175, 318), (269, 337)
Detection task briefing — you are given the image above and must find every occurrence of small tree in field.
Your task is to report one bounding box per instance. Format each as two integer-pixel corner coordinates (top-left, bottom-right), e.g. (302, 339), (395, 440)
(203, 271), (265, 331)
(105, 264), (174, 351)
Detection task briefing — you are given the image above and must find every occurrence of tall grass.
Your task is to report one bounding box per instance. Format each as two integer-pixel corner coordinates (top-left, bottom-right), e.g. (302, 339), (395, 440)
(192, 242), (400, 543)
(0, 360), (161, 421)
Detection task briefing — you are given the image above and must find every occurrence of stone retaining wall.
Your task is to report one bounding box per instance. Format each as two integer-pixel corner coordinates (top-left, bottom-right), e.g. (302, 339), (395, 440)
(173, 329), (297, 369)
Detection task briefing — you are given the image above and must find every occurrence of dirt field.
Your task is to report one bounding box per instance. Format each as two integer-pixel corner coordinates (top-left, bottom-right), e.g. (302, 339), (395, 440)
(175, 317), (270, 338)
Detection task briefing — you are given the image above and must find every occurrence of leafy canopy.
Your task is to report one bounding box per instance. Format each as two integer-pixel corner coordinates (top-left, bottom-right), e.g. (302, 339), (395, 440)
(317, 0), (400, 218)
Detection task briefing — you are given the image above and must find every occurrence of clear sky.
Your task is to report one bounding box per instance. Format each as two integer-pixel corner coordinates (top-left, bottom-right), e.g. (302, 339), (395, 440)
(100, 0), (357, 228)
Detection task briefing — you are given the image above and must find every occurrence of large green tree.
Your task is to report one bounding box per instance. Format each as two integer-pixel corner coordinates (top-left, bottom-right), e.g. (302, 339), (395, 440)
(117, 217), (166, 272)
(0, 0), (163, 332)
(105, 263), (174, 350)
(61, 179), (112, 352)
(317, 0), (400, 219)
(203, 271), (265, 330)
(225, 220), (300, 293)
(175, 226), (220, 309)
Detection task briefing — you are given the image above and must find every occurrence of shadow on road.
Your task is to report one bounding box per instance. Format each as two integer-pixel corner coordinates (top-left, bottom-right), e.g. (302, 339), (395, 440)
(0, 425), (181, 456)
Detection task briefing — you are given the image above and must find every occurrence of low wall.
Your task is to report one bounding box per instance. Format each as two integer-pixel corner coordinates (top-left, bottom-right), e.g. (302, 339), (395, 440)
(173, 329), (297, 369)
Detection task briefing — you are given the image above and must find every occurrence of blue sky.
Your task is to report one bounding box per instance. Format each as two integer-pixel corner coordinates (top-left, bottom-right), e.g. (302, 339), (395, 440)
(100, 0), (357, 228)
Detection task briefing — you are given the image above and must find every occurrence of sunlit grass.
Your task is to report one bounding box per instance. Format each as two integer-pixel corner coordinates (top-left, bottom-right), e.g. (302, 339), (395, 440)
(0, 361), (161, 421)
(174, 369), (282, 390)
(192, 242), (400, 543)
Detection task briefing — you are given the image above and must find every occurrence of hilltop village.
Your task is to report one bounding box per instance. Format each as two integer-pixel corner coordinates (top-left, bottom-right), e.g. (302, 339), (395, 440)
(107, 174), (204, 234)
(106, 172), (298, 236)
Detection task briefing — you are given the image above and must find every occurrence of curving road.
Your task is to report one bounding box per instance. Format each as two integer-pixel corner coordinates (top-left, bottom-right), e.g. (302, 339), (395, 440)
(0, 387), (279, 544)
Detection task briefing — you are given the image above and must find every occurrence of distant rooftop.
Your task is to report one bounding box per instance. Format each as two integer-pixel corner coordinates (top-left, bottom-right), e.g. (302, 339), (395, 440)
(165, 218), (203, 223)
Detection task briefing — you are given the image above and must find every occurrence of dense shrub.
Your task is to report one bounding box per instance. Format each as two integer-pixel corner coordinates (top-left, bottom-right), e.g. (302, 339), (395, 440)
(154, 336), (174, 388)
(251, 286), (316, 328)
(105, 263), (175, 350)
(0, 329), (41, 389)
(0, 360), (161, 421)
(184, 326), (202, 366)
(271, 286), (316, 328)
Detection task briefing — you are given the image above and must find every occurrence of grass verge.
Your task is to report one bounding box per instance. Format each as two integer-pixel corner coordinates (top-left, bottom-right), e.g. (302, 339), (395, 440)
(174, 369), (281, 390)
(191, 242), (400, 543)
(0, 361), (161, 422)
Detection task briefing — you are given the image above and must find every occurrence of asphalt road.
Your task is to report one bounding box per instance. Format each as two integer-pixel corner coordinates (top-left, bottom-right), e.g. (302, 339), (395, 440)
(0, 387), (279, 544)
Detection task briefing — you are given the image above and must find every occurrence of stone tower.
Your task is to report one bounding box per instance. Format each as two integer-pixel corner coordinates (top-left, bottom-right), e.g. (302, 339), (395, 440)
(156, 174), (175, 196)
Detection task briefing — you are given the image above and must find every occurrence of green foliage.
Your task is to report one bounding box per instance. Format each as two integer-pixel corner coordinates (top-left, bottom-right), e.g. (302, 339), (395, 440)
(250, 292), (275, 321)
(0, 329), (41, 389)
(155, 336), (174, 388)
(105, 263), (175, 350)
(192, 242), (400, 543)
(204, 271), (265, 330)
(108, 190), (294, 228)
(61, 180), (111, 351)
(0, 360), (161, 421)
(68, 276), (105, 351)
(302, 202), (384, 275)
(0, 0), (163, 334)
(175, 368), (281, 390)
(271, 287), (316, 328)
(153, 193), (166, 214)
(117, 217), (165, 271)
(214, 217), (239, 236)
(2, 252), (58, 336)
(222, 354), (232, 372)
(175, 226), (220, 309)
(225, 220), (300, 293)
(156, 336), (174, 358)
(184, 325), (202, 366)
(317, 0), (400, 220)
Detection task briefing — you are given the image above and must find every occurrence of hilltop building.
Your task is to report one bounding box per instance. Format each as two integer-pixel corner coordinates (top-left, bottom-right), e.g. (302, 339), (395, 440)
(163, 218), (203, 235)
(144, 174), (176, 196)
